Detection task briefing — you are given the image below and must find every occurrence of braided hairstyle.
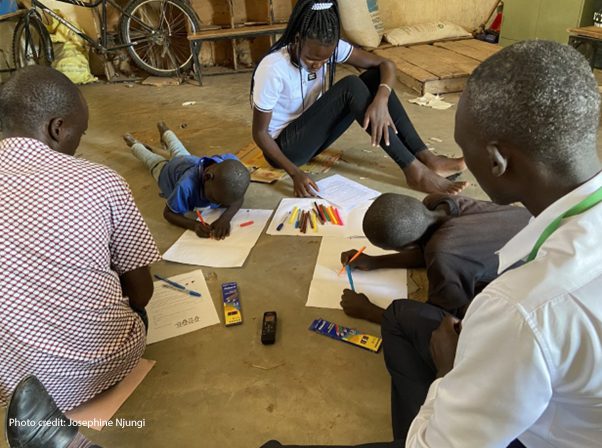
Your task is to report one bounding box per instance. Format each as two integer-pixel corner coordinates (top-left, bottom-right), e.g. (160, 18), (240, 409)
(250, 0), (341, 107)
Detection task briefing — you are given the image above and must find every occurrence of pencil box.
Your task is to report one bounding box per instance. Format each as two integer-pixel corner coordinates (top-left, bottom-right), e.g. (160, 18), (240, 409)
(309, 318), (382, 353)
(222, 282), (242, 326)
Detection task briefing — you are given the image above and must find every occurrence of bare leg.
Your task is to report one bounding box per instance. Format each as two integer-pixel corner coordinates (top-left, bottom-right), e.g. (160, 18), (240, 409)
(403, 159), (469, 195)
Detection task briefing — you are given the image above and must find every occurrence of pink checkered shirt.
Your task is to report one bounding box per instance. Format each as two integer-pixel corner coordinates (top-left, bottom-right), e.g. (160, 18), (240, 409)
(0, 138), (161, 411)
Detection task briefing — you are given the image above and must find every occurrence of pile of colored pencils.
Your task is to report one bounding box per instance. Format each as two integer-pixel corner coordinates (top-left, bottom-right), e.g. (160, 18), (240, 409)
(276, 202), (344, 233)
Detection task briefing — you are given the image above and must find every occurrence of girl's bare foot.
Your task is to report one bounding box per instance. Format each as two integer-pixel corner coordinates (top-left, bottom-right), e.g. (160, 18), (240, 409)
(417, 149), (467, 178)
(404, 160), (469, 195)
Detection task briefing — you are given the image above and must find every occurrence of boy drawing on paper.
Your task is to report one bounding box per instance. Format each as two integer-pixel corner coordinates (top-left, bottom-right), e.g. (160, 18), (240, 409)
(340, 193), (531, 322)
(125, 122), (250, 240)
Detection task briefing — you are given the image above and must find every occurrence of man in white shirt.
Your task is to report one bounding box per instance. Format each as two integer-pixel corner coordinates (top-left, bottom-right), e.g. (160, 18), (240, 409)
(261, 40), (602, 448)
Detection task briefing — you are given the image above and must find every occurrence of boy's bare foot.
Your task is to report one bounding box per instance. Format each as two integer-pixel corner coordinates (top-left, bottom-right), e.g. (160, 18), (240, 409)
(404, 160), (468, 195)
(417, 149), (467, 178)
(340, 290), (384, 324)
(123, 133), (138, 147)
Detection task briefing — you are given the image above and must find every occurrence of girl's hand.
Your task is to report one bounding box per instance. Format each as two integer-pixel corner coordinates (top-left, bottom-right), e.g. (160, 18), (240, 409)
(292, 171), (319, 198)
(363, 98), (397, 147)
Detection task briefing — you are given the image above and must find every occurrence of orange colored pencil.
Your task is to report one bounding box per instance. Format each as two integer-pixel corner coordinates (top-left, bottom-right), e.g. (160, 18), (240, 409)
(195, 210), (206, 225)
(334, 208), (344, 226)
(338, 245), (367, 276)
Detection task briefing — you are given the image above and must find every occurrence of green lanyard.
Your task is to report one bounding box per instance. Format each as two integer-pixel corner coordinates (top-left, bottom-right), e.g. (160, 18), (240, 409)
(527, 186), (602, 262)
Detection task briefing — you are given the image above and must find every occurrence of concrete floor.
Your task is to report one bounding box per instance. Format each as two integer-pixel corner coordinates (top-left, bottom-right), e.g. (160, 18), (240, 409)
(1, 68), (601, 448)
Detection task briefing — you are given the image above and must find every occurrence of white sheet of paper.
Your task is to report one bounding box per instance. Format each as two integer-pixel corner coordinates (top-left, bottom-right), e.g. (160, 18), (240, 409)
(307, 237), (407, 311)
(162, 209), (272, 267)
(314, 174), (380, 210)
(266, 198), (372, 238)
(146, 270), (220, 344)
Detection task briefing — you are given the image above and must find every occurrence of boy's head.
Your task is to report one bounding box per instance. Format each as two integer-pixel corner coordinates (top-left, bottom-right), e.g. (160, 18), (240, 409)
(456, 40), (600, 206)
(203, 159), (251, 205)
(0, 66), (88, 156)
(363, 193), (439, 250)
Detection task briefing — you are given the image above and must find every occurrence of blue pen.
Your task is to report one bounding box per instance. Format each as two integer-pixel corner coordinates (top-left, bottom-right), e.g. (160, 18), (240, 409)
(154, 274), (202, 297)
(276, 211), (291, 231)
(345, 265), (355, 292)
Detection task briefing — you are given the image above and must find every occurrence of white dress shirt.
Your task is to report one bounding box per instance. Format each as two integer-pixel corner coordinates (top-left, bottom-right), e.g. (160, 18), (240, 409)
(407, 171), (602, 448)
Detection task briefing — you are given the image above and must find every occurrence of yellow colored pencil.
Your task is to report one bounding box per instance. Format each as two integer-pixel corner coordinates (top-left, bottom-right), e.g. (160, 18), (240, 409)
(289, 207), (299, 225)
(327, 206), (338, 225)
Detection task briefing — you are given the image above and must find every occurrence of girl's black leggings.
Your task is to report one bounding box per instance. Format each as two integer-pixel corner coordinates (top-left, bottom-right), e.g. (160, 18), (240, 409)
(274, 67), (428, 169)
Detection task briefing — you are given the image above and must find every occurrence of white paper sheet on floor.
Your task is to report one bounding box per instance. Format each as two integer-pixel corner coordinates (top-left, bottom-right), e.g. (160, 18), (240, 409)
(313, 174), (380, 210)
(266, 198), (373, 238)
(162, 208), (272, 267)
(146, 270), (220, 344)
(307, 237), (407, 310)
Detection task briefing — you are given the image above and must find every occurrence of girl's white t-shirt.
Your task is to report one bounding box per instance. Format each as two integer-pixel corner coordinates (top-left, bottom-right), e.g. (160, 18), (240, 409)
(252, 40), (353, 138)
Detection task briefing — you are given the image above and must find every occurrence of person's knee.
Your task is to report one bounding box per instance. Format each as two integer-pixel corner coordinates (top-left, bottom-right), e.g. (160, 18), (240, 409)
(382, 299), (412, 337)
(382, 300), (441, 339)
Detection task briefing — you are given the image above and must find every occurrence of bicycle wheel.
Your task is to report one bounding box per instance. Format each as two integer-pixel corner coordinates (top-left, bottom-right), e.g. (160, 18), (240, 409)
(120, 0), (201, 77)
(12, 13), (53, 68)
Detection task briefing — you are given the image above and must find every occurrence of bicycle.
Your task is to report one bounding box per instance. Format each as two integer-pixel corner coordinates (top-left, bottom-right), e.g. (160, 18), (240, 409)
(13, 0), (202, 77)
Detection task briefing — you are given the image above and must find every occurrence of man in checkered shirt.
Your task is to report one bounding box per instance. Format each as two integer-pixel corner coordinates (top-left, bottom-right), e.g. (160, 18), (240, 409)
(0, 65), (161, 421)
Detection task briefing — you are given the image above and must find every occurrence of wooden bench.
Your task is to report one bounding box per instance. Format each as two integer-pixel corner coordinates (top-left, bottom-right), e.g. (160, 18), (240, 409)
(568, 26), (602, 69)
(188, 23), (287, 85)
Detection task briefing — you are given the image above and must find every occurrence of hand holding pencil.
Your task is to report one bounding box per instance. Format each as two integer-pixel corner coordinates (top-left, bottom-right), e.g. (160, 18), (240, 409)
(194, 210), (211, 238)
(338, 246), (367, 275)
(340, 249), (374, 271)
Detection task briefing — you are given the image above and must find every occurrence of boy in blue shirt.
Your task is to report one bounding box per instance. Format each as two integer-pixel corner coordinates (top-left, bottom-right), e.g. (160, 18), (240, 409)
(125, 122), (250, 239)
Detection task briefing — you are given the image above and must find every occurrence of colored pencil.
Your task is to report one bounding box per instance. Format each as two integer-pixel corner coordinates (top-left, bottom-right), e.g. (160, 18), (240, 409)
(301, 211), (308, 234)
(240, 220), (254, 227)
(334, 208), (344, 226)
(289, 207), (299, 224)
(337, 245), (367, 276)
(345, 265), (355, 292)
(327, 206), (338, 225)
(195, 210), (206, 225)
(313, 201), (326, 224)
(321, 204), (331, 222)
(310, 210), (317, 232)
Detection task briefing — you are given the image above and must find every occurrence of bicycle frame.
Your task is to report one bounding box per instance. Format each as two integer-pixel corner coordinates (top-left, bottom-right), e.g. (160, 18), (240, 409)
(28, 0), (158, 54)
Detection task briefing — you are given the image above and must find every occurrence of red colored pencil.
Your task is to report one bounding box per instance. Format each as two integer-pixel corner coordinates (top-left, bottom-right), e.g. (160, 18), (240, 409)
(195, 210), (206, 225)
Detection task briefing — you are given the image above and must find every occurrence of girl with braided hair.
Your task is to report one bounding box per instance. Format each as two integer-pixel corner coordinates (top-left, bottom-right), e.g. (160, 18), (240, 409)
(251, 0), (467, 197)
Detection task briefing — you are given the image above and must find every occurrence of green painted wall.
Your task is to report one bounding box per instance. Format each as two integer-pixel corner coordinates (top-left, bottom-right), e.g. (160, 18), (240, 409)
(501, 0), (602, 46)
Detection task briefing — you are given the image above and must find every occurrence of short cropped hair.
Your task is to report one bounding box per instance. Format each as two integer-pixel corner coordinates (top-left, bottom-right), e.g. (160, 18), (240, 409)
(363, 193), (431, 249)
(0, 66), (81, 133)
(465, 40), (600, 173)
(212, 159), (251, 205)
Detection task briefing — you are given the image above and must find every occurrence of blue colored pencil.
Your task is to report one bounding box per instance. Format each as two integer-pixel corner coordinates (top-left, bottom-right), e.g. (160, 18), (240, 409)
(345, 265), (355, 292)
